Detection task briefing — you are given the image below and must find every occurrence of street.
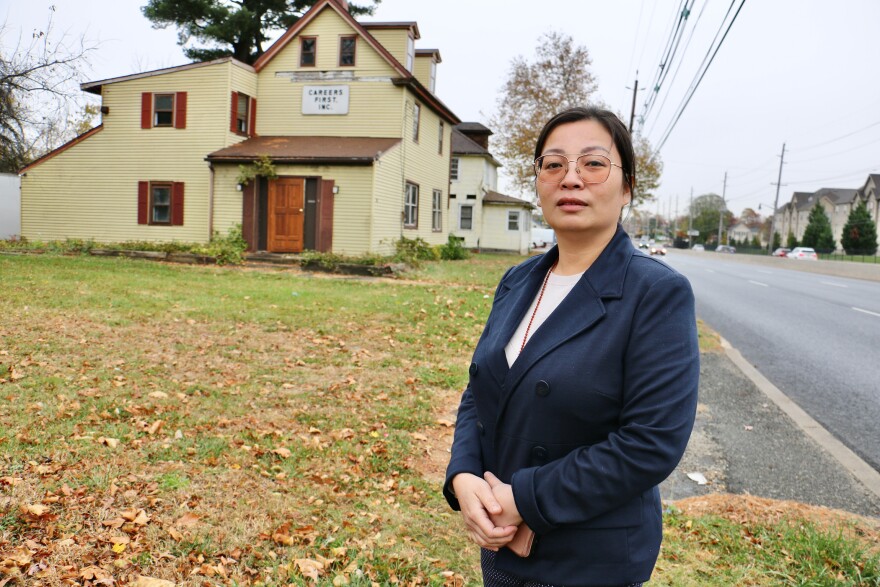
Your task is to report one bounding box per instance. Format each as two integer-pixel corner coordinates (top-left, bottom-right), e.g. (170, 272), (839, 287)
(661, 250), (880, 473)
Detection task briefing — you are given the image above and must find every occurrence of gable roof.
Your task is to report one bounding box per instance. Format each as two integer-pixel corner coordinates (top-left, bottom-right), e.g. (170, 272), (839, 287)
(205, 136), (401, 165)
(254, 0), (408, 76)
(451, 128), (489, 155)
(483, 190), (535, 209)
(814, 187), (858, 205)
(252, 0), (459, 124)
(81, 57), (252, 95)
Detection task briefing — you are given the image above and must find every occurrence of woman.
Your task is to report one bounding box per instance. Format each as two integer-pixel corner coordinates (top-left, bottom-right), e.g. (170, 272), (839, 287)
(444, 107), (699, 586)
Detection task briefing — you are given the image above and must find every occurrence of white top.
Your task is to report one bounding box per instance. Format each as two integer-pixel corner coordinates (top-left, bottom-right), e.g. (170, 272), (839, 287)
(504, 269), (584, 367)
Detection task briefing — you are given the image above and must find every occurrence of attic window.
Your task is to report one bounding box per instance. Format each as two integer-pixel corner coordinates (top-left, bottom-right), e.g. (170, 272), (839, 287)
(154, 94), (174, 127)
(339, 36), (356, 66)
(301, 37), (316, 67)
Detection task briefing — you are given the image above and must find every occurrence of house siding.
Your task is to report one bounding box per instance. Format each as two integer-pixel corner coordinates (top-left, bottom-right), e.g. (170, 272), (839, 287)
(256, 9), (402, 138)
(450, 156), (486, 247)
(365, 29), (409, 69)
(482, 206), (528, 254)
(21, 62), (233, 244)
(400, 98), (450, 246)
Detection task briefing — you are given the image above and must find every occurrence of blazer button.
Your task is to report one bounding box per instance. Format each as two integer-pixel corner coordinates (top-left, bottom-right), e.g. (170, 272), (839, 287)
(532, 445), (548, 462)
(535, 380), (550, 397)
(477, 421), (485, 435)
(469, 362), (479, 376)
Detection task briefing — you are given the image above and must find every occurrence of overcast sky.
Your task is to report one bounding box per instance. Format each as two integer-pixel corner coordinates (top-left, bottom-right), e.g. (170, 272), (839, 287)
(4, 0), (879, 219)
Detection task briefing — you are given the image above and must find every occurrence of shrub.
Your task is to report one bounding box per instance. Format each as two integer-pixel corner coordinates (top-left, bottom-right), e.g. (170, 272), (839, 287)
(392, 236), (439, 266)
(196, 225), (248, 265)
(438, 235), (470, 260)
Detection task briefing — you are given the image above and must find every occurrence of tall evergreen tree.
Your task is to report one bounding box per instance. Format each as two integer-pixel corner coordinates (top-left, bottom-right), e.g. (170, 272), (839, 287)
(840, 200), (878, 255)
(786, 230), (798, 249)
(142, 0), (381, 65)
(801, 203), (835, 253)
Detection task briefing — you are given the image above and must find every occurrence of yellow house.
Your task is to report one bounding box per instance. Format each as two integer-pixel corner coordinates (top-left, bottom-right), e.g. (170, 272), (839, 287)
(19, 0), (459, 255)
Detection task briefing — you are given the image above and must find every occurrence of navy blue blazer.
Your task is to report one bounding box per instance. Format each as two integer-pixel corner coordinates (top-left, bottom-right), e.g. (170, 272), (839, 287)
(444, 227), (699, 586)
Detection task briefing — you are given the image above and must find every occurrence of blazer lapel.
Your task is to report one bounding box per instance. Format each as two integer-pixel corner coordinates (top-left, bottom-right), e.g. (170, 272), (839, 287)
(484, 250), (558, 387)
(499, 226), (637, 410)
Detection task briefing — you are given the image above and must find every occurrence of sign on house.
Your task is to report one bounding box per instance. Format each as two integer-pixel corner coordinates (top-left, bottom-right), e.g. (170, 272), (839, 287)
(302, 85), (349, 115)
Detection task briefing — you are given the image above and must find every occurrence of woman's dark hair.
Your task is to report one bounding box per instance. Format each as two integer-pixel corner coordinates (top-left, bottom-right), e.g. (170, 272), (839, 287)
(533, 107), (636, 192)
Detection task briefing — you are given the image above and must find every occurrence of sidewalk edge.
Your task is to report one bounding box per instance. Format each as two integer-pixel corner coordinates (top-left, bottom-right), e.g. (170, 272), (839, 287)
(720, 337), (880, 502)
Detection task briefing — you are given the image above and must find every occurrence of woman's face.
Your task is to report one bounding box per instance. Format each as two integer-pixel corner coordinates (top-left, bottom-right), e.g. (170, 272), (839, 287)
(536, 119), (631, 239)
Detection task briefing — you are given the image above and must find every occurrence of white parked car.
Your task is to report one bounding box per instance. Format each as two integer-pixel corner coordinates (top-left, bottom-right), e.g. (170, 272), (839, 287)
(532, 228), (556, 248)
(787, 247), (818, 260)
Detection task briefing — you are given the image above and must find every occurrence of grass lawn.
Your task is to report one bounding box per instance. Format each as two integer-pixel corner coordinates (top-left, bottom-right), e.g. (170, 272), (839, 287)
(1, 252), (878, 586)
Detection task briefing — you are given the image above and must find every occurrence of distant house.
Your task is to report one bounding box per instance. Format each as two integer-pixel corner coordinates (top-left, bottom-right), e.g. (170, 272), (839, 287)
(777, 188), (858, 251)
(727, 221), (759, 245)
(0, 173), (21, 239)
(449, 123), (533, 254)
(773, 178), (879, 253)
(19, 0), (459, 255)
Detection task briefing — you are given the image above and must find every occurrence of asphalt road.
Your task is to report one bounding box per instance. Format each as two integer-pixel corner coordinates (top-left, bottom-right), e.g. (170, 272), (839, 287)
(660, 250), (880, 474)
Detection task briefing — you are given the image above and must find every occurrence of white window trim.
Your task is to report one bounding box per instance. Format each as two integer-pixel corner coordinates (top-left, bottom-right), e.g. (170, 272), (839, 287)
(459, 204), (473, 231)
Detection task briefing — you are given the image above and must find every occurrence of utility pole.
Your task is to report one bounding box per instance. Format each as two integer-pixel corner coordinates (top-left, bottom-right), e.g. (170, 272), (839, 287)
(768, 143), (786, 255)
(688, 188), (694, 248)
(717, 171), (727, 246)
(628, 73), (639, 134)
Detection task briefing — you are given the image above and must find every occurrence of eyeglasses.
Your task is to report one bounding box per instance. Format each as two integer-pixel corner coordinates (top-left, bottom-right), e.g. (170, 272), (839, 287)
(534, 153), (623, 185)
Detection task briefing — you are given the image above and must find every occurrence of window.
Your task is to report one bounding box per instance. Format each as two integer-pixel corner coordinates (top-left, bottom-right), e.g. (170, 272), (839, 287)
(151, 184), (172, 224)
(508, 210), (520, 231)
(450, 158), (459, 180)
(432, 189), (442, 231)
(404, 182), (419, 228)
(466, 194), (477, 200)
(438, 121), (444, 154)
(460, 205), (473, 230)
(406, 35), (414, 71)
(154, 94), (174, 127)
(449, 193), (456, 199)
(141, 92), (187, 129)
(412, 103), (421, 141)
(429, 62), (437, 93)
(236, 93), (249, 134)
(301, 37), (316, 66)
(138, 181), (184, 226)
(339, 36), (356, 66)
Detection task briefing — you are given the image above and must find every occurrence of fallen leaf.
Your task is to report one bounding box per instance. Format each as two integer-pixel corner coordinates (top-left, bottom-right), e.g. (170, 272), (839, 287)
(272, 447), (292, 458)
(294, 559), (324, 581)
(175, 513), (200, 528)
(132, 576), (176, 587)
(97, 436), (120, 449)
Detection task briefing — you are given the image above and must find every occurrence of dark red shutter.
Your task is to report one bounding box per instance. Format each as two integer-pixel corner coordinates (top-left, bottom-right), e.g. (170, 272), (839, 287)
(230, 92), (237, 133)
(249, 97), (257, 137)
(137, 181), (149, 224)
(141, 93), (152, 129)
(174, 92), (187, 129)
(317, 180), (334, 252)
(171, 182), (185, 226)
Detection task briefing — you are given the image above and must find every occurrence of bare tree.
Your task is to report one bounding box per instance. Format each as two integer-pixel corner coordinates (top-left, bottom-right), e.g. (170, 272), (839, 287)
(1, 7), (96, 172)
(490, 31), (598, 197)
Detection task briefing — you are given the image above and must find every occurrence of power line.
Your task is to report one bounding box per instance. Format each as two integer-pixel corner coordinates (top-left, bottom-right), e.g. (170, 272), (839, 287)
(655, 0), (747, 151)
(789, 118), (880, 152)
(786, 135), (880, 165)
(639, 0), (694, 128)
(644, 0), (708, 136)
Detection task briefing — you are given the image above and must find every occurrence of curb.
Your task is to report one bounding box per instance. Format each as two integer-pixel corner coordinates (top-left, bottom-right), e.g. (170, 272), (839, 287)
(720, 336), (880, 501)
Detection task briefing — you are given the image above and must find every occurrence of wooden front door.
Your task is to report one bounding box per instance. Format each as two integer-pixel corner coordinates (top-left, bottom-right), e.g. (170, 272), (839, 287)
(267, 178), (304, 253)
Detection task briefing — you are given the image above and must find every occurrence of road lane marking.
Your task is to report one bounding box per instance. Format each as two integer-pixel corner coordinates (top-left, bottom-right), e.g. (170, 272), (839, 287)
(821, 281), (848, 288)
(748, 280), (768, 287)
(853, 307), (880, 318)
